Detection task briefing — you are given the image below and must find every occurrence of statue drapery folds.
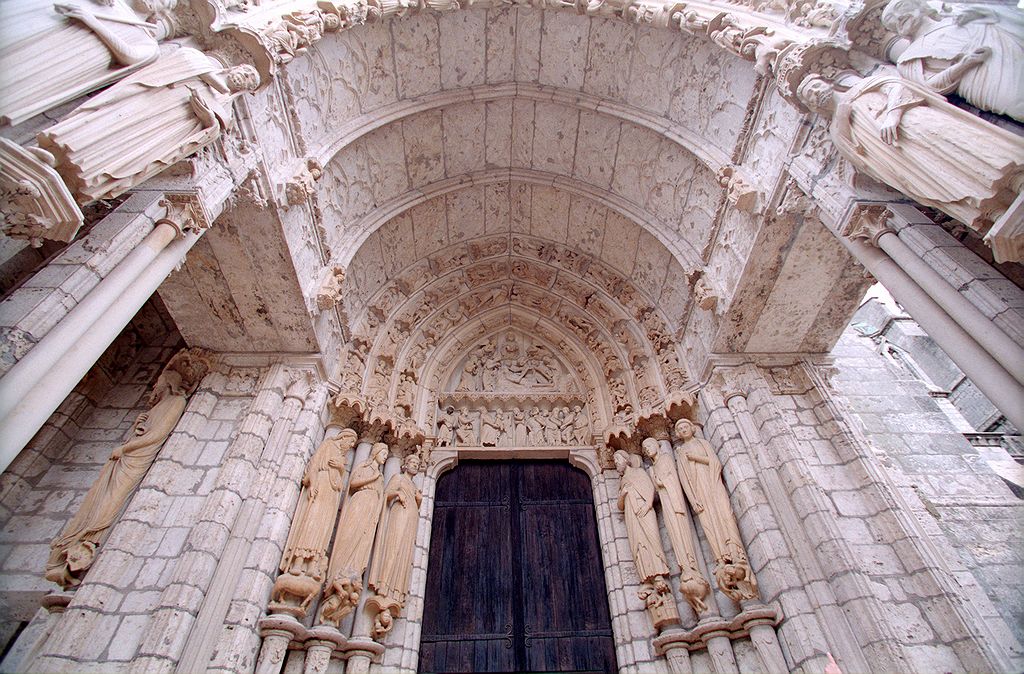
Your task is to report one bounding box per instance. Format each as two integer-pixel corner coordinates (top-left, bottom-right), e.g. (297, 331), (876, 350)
(674, 419), (758, 602)
(615, 449), (680, 630)
(367, 453), (423, 639)
(45, 348), (209, 589)
(798, 72), (1024, 233)
(881, 0), (1024, 122)
(36, 46), (259, 204)
(318, 441), (389, 626)
(641, 438), (711, 614)
(0, 0), (162, 126)
(269, 428), (358, 618)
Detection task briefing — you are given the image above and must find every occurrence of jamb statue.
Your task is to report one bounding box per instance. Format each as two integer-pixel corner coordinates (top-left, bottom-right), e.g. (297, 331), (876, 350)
(36, 46), (259, 204)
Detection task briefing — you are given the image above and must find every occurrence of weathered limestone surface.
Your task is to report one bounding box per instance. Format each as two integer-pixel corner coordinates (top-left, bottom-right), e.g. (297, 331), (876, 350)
(1, 3), (1022, 673)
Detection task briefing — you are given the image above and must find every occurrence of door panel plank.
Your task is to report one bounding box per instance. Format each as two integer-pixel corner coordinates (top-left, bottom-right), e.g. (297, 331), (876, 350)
(420, 461), (617, 674)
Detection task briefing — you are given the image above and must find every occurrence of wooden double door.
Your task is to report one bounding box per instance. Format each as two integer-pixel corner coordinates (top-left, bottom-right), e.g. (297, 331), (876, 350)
(419, 461), (617, 674)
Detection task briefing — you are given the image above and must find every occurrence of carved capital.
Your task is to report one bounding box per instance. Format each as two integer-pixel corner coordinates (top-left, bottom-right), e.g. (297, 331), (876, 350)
(838, 0), (900, 61)
(284, 369), (317, 403)
(156, 192), (211, 236)
(841, 204), (894, 247)
(636, 409), (672, 441)
(329, 392), (368, 429)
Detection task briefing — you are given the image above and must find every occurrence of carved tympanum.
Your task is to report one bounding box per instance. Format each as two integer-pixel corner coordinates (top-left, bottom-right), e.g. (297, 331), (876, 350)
(36, 47), (259, 204)
(367, 453), (423, 639)
(319, 442), (388, 626)
(642, 438), (711, 614)
(45, 348), (209, 589)
(269, 428), (357, 618)
(614, 450), (680, 630)
(673, 419), (759, 603)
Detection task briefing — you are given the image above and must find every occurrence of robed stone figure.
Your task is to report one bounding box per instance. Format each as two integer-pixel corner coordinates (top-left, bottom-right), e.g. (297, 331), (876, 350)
(614, 450), (679, 629)
(0, 0), (161, 125)
(641, 437), (711, 614)
(269, 428), (357, 618)
(367, 453), (423, 638)
(45, 348), (208, 589)
(319, 442), (388, 626)
(797, 72), (1023, 232)
(674, 419), (758, 602)
(36, 46), (259, 203)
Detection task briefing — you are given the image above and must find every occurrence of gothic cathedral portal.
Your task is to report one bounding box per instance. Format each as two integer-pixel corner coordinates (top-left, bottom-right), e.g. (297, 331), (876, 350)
(419, 461), (617, 673)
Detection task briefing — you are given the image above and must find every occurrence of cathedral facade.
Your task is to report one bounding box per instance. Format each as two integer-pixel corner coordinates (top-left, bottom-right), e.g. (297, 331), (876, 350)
(0, 0), (1022, 672)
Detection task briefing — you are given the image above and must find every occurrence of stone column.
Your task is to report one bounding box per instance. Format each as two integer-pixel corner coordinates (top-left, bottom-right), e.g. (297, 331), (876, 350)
(126, 367), (288, 674)
(178, 367), (319, 674)
(0, 195), (211, 472)
(837, 204), (1024, 429)
(857, 204), (1024, 382)
(714, 366), (903, 673)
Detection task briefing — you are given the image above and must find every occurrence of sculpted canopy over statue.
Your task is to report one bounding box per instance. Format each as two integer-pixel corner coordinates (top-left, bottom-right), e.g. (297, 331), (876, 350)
(36, 47), (259, 203)
(0, 0), (162, 126)
(798, 73), (1024, 232)
(45, 348), (209, 589)
(367, 453), (423, 639)
(674, 419), (758, 603)
(642, 438), (711, 614)
(882, 0), (1024, 121)
(319, 442), (388, 626)
(269, 429), (357, 618)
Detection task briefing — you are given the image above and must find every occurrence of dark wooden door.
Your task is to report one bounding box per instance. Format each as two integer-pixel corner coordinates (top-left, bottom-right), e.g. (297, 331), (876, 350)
(419, 461), (617, 674)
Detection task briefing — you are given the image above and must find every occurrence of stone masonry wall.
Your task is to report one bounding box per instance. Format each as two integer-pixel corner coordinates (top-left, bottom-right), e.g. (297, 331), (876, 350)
(822, 327), (1024, 660)
(0, 361), (277, 673)
(0, 298), (182, 657)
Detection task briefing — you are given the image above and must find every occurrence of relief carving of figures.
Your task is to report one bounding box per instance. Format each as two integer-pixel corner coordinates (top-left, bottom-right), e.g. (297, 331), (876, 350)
(797, 73), (1023, 232)
(436, 405), (455, 446)
(286, 158), (324, 206)
(454, 406), (476, 446)
(526, 406), (544, 445)
(36, 47), (259, 204)
(315, 266), (345, 312)
(45, 348), (209, 589)
(319, 442), (389, 626)
(270, 428), (357, 618)
(543, 408), (562, 445)
(513, 408), (528, 445)
(642, 438), (711, 614)
(674, 419), (758, 603)
(882, 0), (1024, 121)
(0, 0), (163, 126)
(480, 409), (501, 447)
(571, 405), (590, 445)
(614, 450), (679, 630)
(367, 453), (423, 639)
(454, 333), (569, 394)
(717, 165), (760, 213)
